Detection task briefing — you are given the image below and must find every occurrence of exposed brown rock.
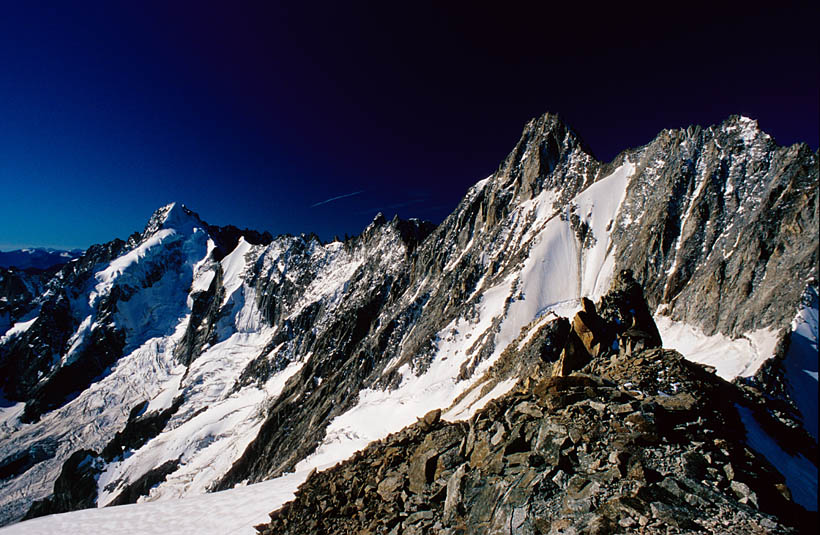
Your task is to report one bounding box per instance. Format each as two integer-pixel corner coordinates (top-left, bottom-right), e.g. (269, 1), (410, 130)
(552, 298), (614, 377)
(256, 347), (815, 535)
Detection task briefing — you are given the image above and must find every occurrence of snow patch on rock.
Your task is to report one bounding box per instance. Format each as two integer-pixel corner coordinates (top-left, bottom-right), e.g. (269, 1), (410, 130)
(655, 315), (779, 380)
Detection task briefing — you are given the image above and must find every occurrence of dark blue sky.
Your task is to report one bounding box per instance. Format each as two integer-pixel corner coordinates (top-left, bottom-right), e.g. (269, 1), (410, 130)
(1, 1), (817, 250)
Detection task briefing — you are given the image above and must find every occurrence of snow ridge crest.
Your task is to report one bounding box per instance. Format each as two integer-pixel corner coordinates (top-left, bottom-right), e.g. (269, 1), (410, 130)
(141, 202), (205, 239)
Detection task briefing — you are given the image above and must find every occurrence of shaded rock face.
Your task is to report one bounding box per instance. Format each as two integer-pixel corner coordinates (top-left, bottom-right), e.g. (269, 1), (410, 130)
(0, 267), (57, 334)
(0, 438), (58, 482)
(23, 450), (101, 520)
(21, 325), (126, 423)
(173, 266), (224, 367)
(753, 284), (820, 441)
(599, 270), (662, 348)
(610, 118), (818, 337)
(99, 397), (185, 462)
(257, 345), (815, 535)
(206, 224), (273, 261)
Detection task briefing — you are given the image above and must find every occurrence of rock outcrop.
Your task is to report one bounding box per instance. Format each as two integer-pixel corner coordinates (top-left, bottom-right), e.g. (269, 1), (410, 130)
(257, 344), (816, 534)
(553, 271), (662, 376)
(552, 298), (605, 377)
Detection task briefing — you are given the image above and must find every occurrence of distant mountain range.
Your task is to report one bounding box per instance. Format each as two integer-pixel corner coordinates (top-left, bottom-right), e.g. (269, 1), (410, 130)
(0, 113), (816, 534)
(0, 248), (83, 270)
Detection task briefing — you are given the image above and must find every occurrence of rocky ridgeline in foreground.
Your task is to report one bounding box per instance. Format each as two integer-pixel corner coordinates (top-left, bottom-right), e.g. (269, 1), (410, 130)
(256, 275), (817, 535)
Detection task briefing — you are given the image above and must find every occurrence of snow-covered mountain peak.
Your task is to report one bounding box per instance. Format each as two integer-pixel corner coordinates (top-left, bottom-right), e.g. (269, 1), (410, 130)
(352, 211), (386, 239)
(361, 212), (387, 235)
(141, 202), (206, 239)
(719, 114), (767, 146)
(357, 212), (435, 254)
(494, 112), (590, 197)
(520, 111), (577, 142)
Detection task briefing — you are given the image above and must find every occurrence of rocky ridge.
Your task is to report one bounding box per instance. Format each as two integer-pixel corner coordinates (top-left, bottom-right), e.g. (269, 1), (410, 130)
(256, 278), (817, 534)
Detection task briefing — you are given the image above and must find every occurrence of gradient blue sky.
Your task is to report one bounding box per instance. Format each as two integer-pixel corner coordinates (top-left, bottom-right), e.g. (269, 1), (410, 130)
(1, 1), (818, 250)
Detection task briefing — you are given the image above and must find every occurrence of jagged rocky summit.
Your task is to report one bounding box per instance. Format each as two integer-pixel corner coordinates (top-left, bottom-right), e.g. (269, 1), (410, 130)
(0, 112), (816, 532)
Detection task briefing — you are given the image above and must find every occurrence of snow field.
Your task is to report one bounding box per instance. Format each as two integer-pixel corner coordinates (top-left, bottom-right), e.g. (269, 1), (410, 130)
(655, 316), (780, 380)
(0, 470), (307, 535)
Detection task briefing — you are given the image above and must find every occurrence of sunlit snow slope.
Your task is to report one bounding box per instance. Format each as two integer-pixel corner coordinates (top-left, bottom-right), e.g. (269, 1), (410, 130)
(0, 472), (305, 535)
